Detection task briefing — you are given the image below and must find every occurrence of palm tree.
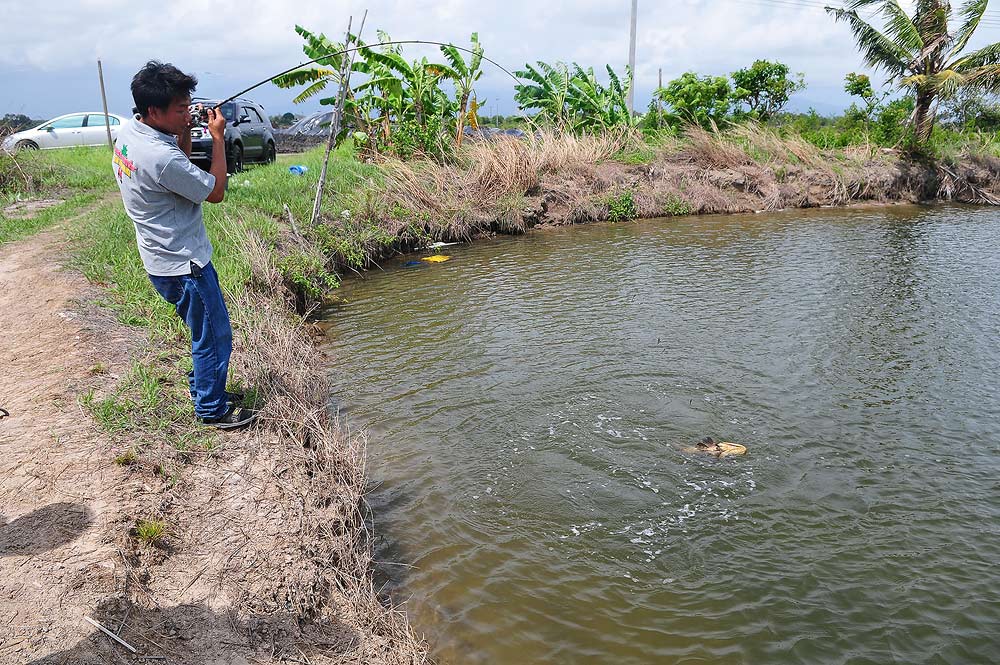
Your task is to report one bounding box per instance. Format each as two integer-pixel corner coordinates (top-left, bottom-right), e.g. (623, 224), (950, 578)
(439, 32), (484, 147)
(827, 0), (1000, 144)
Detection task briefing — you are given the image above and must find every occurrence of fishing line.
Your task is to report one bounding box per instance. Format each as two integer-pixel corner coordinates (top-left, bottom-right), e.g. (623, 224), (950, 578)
(212, 40), (522, 110)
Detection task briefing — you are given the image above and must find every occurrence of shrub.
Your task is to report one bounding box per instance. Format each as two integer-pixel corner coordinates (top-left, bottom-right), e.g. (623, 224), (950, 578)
(607, 190), (637, 222)
(277, 249), (340, 302)
(663, 194), (693, 216)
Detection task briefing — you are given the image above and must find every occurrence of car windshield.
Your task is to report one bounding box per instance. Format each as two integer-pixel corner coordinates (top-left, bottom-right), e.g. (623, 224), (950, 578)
(287, 111), (333, 135)
(198, 101), (237, 122)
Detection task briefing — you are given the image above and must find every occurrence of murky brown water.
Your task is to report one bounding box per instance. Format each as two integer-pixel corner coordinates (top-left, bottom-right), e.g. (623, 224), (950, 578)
(322, 205), (1000, 664)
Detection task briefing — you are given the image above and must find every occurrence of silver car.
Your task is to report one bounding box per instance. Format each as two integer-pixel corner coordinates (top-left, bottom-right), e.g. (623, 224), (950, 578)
(1, 112), (128, 152)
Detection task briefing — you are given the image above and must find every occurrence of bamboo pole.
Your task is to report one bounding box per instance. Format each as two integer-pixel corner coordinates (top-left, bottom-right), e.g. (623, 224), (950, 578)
(97, 59), (113, 150)
(627, 0), (637, 114)
(310, 10), (367, 227)
(657, 67), (663, 128)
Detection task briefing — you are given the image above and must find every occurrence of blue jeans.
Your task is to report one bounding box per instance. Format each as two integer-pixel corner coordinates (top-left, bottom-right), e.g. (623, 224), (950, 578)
(148, 262), (232, 419)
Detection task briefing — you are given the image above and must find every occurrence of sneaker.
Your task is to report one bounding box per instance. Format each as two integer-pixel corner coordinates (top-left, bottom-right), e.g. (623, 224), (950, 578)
(200, 405), (258, 430)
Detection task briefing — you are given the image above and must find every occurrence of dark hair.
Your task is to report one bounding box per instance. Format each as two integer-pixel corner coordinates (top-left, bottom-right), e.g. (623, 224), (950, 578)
(131, 61), (198, 117)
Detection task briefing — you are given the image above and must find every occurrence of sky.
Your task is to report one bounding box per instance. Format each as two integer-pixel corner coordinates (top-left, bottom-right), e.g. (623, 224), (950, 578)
(3, 0), (1000, 122)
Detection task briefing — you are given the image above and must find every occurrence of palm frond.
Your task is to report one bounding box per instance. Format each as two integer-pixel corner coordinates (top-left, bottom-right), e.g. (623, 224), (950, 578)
(826, 7), (911, 75)
(439, 44), (467, 76)
(469, 33), (484, 72)
(878, 0), (924, 53)
(293, 25), (343, 65)
(950, 0), (988, 57)
(292, 79), (335, 104)
(952, 41), (1000, 70)
(363, 50), (414, 77)
(911, 0), (950, 48)
(959, 63), (1000, 91)
(272, 66), (338, 89)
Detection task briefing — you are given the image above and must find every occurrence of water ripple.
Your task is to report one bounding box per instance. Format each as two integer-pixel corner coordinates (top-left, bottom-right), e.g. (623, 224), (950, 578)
(324, 205), (1000, 664)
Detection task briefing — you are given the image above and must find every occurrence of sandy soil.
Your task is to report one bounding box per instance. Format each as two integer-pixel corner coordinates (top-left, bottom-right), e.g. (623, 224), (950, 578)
(0, 217), (132, 662)
(0, 202), (423, 665)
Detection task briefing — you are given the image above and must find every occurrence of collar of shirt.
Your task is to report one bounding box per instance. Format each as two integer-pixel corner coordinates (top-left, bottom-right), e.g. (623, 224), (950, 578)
(132, 116), (178, 146)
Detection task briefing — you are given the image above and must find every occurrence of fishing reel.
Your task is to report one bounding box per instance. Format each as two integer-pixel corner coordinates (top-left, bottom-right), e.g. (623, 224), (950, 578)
(188, 103), (210, 126)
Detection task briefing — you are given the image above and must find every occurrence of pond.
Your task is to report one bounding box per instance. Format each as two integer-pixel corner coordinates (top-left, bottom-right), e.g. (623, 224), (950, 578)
(321, 204), (1000, 664)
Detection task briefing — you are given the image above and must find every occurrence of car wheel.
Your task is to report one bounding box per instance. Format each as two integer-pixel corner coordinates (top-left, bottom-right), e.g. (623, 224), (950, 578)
(227, 144), (244, 173)
(15, 140), (38, 151)
(264, 141), (276, 164)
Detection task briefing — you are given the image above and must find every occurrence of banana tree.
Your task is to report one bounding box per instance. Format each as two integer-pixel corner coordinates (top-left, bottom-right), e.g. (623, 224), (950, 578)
(514, 61), (572, 129)
(567, 64), (636, 132)
(827, 0), (1000, 145)
(358, 48), (449, 127)
(353, 32), (406, 142)
(272, 25), (366, 142)
(439, 32), (484, 146)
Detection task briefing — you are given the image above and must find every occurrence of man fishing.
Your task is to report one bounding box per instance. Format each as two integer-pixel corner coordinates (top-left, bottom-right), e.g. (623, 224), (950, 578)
(113, 61), (256, 429)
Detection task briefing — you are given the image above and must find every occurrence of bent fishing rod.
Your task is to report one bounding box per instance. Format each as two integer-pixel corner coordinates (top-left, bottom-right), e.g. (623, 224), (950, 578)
(209, 40), (521, 110)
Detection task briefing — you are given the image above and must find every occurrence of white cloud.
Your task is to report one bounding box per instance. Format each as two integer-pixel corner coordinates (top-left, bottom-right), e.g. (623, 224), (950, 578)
(5, 0), (998, 117)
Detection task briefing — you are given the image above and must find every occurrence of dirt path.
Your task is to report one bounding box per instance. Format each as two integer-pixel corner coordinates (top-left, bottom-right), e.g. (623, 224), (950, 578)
(0, 203), (131, 661)
(0, 201), (415, 665)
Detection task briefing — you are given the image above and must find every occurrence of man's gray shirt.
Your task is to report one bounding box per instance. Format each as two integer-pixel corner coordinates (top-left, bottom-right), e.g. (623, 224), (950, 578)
(113, 117), (216, 276)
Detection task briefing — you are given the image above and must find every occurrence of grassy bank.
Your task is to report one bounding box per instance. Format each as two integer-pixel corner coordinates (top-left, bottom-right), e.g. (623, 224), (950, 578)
(247, 125), (1000, 312)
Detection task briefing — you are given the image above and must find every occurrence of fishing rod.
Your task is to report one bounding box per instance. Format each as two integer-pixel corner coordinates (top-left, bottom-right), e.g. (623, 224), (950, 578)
(211, 39), (522, 110)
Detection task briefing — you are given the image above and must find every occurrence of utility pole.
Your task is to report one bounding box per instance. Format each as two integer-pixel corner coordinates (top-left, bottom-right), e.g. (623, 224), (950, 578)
(627, 0), (638, 114)
(97, 59), (113, 150)
(657, 67), (663, 127)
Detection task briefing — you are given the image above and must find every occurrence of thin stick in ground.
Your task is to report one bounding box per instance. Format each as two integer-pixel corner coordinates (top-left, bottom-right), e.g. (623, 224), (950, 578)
(310, 10), (368, 227)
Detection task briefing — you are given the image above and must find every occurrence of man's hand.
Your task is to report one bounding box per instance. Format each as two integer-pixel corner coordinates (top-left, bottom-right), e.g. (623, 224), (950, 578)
(205, 107), (228, 204)
(206, 107), (226, 141)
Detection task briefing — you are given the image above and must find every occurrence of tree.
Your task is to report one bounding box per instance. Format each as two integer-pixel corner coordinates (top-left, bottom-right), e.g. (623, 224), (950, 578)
(938, 86), (1000, 129)
(1, 114), (36, 132)
(731, 60), (805, 120)
(272, 25), (358, 144)
(439, 32), (484, 147)
(269, 112), (298, 128)
(514, 61), (573, 129)
(827, 0), (1000, 145)
(656, 72), (733, 128)
(514, 61), (637, 133)
(567, 64), (637, 132)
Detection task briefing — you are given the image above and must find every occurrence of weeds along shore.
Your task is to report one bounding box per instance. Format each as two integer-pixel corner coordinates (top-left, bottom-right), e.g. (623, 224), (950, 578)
(270, 125), (1000, 311)
(1, 123), (999, 660)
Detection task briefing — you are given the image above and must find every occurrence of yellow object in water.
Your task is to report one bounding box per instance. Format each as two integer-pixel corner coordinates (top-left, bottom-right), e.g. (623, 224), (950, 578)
(421, 255), (451, 263)
(683, 437), (748, 457)
(716, 442), (747, 457)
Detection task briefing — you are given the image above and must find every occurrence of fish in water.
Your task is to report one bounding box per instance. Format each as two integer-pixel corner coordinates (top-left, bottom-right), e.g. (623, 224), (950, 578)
(684, 437), (747, 458)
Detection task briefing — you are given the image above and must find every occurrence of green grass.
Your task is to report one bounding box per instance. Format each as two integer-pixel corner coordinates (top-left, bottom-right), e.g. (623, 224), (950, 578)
(0, 146), (119, 246)
(66, 144), (378, 442)
(80, 358), (193, 436)
(134, 518), (167, 544)
(1, 192), (101, 245)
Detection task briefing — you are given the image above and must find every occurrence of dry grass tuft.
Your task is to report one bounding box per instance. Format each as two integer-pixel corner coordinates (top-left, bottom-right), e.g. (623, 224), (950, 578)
(728, 122), (824, 167)
(675, 125), (754, 168)
(377, 130), (635, 237)
(224, 230), (427, 661)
